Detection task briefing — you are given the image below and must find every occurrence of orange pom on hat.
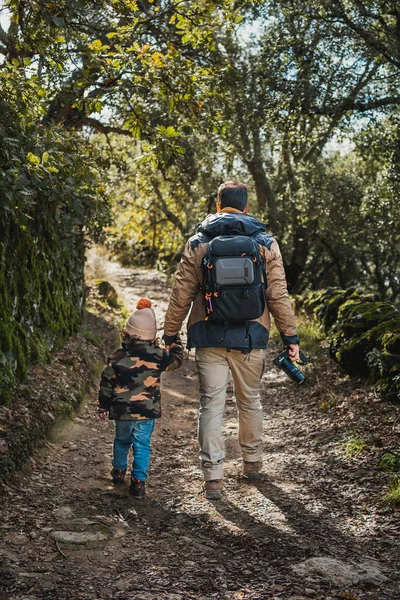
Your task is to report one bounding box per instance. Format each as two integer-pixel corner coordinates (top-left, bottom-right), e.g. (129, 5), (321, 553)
(136, 298), (152, 310)
(125, 298), (157, 341)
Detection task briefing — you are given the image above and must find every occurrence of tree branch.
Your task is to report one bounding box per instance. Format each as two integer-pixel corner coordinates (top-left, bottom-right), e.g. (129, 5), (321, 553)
(0, 23), (9, 47)
(333, 1), (400, 67)
(151, 178), (186, 237)
(82, 117), (133, 137)
(310, 94), (400, 114)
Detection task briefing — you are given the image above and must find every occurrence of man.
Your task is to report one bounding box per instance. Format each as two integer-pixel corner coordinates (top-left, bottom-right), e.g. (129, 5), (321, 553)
(163, 181), (299, 499)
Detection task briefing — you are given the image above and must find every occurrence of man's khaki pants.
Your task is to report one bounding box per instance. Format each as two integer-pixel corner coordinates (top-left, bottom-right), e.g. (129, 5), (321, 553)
(195, 347), (266, 481)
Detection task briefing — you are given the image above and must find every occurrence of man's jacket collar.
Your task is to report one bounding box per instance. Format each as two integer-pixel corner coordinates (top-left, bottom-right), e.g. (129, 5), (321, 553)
(197, 210), (266, 239)
(220, 207), (243, 214)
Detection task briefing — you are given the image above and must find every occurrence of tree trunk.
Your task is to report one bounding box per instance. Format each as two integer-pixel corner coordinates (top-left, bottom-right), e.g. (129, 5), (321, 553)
(284, 223), (309, 292)
(246, 158), (278, 231)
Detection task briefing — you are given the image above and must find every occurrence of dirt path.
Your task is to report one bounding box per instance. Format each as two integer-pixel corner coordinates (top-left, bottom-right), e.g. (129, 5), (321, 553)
(1, 257), (399, 600)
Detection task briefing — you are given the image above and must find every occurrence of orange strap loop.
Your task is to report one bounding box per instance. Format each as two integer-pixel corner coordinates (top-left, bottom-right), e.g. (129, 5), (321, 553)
(207, 264), (213, 269)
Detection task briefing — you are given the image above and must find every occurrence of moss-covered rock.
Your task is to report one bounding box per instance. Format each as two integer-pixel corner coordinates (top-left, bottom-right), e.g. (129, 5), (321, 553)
(302, 288), (350, 329)
(301, 287), (379, 332)
(375, 375), (400, 404)
(367, 348), (400, 381)
(361, 318), (400, 347)
(380, 331), (400, 355)
(335, 337), (372, 377)
(337, 301), (398, 338)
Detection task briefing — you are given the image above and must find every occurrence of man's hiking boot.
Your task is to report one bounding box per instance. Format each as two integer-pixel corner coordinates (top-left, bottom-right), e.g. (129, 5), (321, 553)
(204, 479), (223, 500)
(243, 460), (263, 481)
(111, 468), (126, 485)
(130, 478), (146, 498)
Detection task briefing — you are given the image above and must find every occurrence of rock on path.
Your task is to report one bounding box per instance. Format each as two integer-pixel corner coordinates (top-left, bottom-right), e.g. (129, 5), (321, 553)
(291, 556), (388, 587)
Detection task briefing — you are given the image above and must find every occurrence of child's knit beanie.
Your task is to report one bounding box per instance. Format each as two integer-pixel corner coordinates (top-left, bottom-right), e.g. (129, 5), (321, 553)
(125, 298), (157, 341)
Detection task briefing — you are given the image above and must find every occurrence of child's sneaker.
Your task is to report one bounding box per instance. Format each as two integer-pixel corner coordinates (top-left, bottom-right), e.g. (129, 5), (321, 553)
(130, 478), (146, 498)
(111, 468), (126, 484)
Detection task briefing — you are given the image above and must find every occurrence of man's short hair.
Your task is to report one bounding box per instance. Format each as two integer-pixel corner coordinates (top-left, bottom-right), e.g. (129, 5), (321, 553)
(217, 181), (248, 211)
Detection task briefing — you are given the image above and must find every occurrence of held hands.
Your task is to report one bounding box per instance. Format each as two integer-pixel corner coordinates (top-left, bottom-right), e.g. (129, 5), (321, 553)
(164, 333), (182, 353)
(162, 333), (180, 352)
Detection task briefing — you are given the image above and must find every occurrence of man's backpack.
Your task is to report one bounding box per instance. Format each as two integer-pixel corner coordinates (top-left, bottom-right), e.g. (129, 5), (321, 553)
(202, 235), (266, 323)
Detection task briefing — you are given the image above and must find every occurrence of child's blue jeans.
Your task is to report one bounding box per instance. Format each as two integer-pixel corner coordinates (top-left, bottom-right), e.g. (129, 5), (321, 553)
(112, 419), (155, 481)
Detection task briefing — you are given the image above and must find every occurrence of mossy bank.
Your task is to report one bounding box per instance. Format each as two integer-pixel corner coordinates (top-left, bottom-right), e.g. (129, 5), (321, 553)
(0, 299), (120, 483)
(300, 288), (400, 403)
(0, 215), (85, 405)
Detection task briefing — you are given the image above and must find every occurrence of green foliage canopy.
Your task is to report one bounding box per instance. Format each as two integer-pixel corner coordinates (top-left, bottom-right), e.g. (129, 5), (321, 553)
(1, 0), (400, 298)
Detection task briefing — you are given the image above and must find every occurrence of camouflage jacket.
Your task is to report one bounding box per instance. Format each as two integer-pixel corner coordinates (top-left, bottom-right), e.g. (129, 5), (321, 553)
(98, 339), (183, 420)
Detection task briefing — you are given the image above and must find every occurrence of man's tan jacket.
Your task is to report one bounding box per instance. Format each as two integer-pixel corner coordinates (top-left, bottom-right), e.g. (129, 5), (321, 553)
(164, 208), (298, 350)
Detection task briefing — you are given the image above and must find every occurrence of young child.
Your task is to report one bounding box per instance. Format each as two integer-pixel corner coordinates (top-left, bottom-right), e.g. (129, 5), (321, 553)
(98, 298), (183, 497)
